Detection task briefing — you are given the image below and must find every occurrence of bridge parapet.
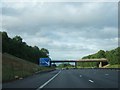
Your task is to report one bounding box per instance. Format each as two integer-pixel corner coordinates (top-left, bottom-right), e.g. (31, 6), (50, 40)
(77, 58), (107, 62)
(51, 58), (107, 62)
(50, 59), (108, 68)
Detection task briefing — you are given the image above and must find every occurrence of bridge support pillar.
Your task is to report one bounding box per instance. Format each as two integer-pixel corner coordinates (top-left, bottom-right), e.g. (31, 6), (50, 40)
(49, 61), (51, 67)
(99, 62), (102, 68)
(75, 62), (77, 68)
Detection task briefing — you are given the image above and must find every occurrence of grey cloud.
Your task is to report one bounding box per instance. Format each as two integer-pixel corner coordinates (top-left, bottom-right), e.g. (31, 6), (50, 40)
(2, 7), (22, 16)
(2, 2), (117, 33)
(1, 2), (118, 59)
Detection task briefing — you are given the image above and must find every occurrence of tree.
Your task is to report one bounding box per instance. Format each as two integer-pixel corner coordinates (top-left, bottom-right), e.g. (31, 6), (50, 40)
(2, 32), (10, 53)
(2, 31), (50, 64)
(51, 64), (57, 67)
(81, 47), (120, 66)
(13, 36), (22, 43)
(41, 48), (49, 55)
(96, 50), (106, 58)
(40, 48), (49, 57)
(106, 47), (120, 65)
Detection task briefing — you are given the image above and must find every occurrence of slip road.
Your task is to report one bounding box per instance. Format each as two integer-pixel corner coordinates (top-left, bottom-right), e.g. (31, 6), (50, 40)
(2, 69), (119, 89)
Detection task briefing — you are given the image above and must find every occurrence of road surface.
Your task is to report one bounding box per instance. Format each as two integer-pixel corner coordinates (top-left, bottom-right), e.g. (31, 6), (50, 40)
(2, 69), (120, 90)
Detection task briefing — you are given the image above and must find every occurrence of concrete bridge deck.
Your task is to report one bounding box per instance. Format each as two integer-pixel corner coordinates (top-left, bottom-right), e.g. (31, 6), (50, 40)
(50, 59), (108, 68)
(51, 59), (107, 63)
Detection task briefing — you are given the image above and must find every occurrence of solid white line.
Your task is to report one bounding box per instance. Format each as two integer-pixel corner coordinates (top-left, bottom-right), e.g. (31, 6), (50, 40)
(36, 70), (61, 90)
(89, 80), (94, 83)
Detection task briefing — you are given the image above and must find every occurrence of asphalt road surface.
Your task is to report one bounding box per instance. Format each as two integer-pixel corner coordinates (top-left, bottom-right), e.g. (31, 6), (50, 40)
(2, 69), (120, 90)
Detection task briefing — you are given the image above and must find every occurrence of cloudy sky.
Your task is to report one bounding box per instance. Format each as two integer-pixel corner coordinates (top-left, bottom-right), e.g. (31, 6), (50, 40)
(1, 0), (118, 60)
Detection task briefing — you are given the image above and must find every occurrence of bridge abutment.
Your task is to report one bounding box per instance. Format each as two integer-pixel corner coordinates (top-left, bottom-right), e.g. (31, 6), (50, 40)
(99, 62), (102, 68)
(75, 62), (77, 68)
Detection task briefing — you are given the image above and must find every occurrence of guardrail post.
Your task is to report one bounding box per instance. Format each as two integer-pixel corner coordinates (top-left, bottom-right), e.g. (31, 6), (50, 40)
(75, 62), (77, 68)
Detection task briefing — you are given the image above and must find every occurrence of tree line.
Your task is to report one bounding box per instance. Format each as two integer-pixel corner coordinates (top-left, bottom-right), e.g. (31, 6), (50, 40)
(78, 47), (120, 67)
(1, 31), (49, 64)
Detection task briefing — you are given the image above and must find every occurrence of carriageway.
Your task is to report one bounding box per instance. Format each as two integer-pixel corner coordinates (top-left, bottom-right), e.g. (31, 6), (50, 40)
(50, 59), (108, 68)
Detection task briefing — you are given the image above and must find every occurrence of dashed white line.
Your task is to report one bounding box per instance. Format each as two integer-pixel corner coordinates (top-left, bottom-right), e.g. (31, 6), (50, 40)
(80, 75), (82, 77)
(89, 80), (94, 83)
(116, 70), (120, 72)
(105, 74), (109, 75)
(36, 70), (61, 90)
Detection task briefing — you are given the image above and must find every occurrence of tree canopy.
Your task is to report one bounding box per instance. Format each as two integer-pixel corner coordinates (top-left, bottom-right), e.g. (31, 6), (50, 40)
(80, 47), (120, 67)
(1, 31), (50, 64)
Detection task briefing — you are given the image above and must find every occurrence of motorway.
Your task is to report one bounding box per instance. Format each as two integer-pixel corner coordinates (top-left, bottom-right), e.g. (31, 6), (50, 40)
(2, 69), (120, 90)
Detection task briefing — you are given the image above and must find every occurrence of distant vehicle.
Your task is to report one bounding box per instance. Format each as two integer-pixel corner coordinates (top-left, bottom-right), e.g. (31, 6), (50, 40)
(66, 67), (69, 70)
(62, 68), (66, 70)
(72, 67), (76, 69)
(55, 68), (60, 70)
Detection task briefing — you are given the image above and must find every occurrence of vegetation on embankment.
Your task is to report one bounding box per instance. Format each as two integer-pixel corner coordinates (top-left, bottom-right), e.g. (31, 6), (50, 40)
(1, 31), (49, 64)
(103, 64), (120, 68)
(78, 47), (120, 68)
(1, 31), (55, 82)
(2, 53), (55, 82)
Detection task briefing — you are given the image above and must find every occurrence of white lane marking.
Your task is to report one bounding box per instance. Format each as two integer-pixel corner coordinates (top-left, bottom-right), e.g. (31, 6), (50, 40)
(89, 80), (94, 83)
(36, 70), (61, 90)
(105, 74), (109, 75)
(116, 70), (120, 72)
(80, 75), (82, 77)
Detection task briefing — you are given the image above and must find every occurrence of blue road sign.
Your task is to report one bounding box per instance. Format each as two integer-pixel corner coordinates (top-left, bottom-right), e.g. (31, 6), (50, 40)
(39, 58), (50, 66)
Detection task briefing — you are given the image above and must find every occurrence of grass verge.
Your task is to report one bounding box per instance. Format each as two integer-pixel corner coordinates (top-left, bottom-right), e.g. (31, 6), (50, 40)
(104, 64), (120, 68)
(2, 53), (55, 82)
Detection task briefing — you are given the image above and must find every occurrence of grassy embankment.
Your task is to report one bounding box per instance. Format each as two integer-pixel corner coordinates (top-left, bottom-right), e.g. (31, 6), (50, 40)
(102, 64), (120, 68)
(77, 64), (120, 68)
(2, 53), (55, 82)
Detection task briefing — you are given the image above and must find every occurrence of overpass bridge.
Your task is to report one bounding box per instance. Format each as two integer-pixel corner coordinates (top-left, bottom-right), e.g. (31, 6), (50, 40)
(50, 58), (108, 68)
